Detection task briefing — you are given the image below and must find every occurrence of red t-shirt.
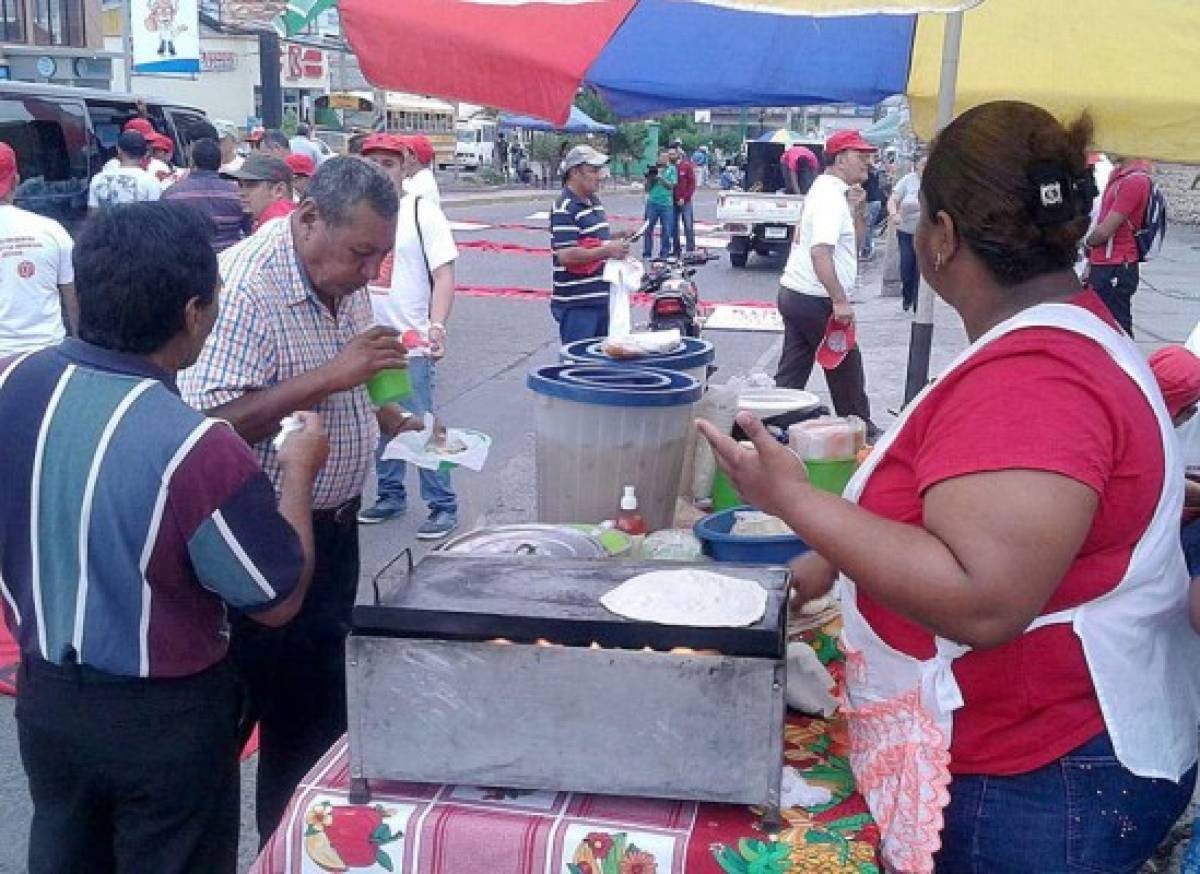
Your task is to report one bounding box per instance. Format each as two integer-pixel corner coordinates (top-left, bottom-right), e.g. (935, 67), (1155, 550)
(253, 199), (297, 233)
(1088, 164), (1151, 266)
(856, 290), (1163, 775)
(675, 159), (697, 204)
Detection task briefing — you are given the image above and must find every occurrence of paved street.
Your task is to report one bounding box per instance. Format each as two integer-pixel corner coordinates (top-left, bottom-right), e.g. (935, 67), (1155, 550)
(0, 187), (1197, 871)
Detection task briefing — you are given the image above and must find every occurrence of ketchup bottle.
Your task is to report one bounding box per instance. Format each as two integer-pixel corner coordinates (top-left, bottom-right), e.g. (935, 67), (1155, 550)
(616, 485), (647, 536)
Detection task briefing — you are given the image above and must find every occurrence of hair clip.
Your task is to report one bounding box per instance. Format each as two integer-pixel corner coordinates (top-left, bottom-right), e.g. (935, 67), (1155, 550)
(1029, 162), (1083, 226)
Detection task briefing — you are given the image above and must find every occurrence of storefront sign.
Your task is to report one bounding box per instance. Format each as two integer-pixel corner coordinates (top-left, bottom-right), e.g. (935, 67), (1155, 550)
(283, 44), (325, 85)
(131, 0), (201, 74)
(201, 50), (237, 72)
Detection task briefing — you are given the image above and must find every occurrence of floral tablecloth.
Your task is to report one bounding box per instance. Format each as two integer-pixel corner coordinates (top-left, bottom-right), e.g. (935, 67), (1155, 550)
(251, 622), (879, 874)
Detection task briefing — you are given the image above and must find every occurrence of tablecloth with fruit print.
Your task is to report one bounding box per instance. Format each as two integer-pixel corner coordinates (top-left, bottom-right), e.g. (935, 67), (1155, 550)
(250, 620), (879, 874)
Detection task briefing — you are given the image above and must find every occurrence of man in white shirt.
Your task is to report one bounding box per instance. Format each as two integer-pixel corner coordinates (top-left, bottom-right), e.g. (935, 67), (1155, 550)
(102, 118), (173, 187)
(358, 133), (459, 538)
(776, 129), (878, 438)
(89, 131), (162, 212)
(289, 124), (326, 168)
(0, 143), (76, 357)
(398, 135), (441, 204)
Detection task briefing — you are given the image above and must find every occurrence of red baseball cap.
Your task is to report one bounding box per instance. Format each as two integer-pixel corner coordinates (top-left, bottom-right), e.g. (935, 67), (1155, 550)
(402, 134), (435, 166)
(816, 315), (857, 370)
(124, 118), (155, 136)
(285, 153), (316, 177)
(148, 133), (173, 155)
(0, 142), (16, 199)
(361, 133), (411, 158)
(825, 130), (877, 157)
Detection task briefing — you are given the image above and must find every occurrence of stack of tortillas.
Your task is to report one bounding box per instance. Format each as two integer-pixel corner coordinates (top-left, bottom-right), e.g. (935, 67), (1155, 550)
(600, 570), (768, 627)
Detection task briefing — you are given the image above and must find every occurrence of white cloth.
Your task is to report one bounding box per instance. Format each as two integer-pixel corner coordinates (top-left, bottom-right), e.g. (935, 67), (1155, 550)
(403, 167), (441, 205)
(88, 166), (161, 209)
(0, 205), (73, 356)
(289, 136), (325, 167)
(893, 171), (922, 234)
(370, 194), (457, 336)
(838, 302), (1200, 874)
(102, 156), (172, 189)
(780, 173), (857, 298)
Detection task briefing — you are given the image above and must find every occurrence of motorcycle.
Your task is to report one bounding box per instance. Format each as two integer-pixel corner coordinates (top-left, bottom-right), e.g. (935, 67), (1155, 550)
(640, 250), (719, 338)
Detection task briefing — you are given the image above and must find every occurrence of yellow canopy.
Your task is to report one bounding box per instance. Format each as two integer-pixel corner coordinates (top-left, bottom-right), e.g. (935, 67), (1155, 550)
(908, 0), (1200, 163)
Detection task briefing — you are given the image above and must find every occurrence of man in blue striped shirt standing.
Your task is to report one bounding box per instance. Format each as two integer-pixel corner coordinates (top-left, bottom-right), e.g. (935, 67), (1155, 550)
(550, 145), (629, 344)
(0, 203), (328, 874)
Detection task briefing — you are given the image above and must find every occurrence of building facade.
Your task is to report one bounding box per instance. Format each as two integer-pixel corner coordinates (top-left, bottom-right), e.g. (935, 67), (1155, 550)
(0, 0), (114, 86)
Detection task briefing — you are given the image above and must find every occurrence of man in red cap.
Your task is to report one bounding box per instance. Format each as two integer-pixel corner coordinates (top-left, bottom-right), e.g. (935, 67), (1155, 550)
(776, 129), (879, 440)
(359, 133), (460, 536)
(89, 131), (162, 212)
(399, 134), (441, 203)
(0, 142), (77, 358)
(285, 153), (316, 197)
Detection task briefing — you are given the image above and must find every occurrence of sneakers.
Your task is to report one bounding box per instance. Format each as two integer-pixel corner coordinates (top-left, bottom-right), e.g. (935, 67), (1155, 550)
(357, 499), (406, 524)
(416, 509), (458, 541)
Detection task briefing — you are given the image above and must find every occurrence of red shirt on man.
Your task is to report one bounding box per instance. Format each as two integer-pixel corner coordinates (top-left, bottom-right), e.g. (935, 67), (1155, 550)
(781, 145), (819, 174)
(1087, 163), (1151, 266)
(855, 290), (1163, 776)
(674, 158), (697, 204)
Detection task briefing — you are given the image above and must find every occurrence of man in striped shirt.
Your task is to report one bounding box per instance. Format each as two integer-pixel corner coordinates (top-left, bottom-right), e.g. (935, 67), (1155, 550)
(161, 137), (247, 251)
(550, 145), (629, 344)
(180, 157), (421, 843)
(0, 202), (328, 874)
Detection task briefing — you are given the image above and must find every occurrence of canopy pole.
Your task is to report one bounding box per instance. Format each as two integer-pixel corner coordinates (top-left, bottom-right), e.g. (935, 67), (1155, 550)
(903, 9), (963, 404)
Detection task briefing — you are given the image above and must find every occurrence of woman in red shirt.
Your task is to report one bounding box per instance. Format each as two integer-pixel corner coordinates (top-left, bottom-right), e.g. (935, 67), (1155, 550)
(701, 101), (1198, 873)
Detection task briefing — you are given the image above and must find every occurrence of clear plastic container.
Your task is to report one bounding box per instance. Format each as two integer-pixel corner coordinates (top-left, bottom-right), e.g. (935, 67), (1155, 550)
(528, 365), (703, 532)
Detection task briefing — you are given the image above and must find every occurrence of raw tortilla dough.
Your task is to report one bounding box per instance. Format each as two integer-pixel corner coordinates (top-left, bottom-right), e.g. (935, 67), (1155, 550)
(600, 569), (768, 627)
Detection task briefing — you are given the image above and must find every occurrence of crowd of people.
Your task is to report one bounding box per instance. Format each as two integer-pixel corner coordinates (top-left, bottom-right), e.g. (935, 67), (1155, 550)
(0, 110), (463, 871)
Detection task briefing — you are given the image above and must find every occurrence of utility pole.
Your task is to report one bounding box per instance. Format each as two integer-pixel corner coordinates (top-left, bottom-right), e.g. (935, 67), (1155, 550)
(258, 31), (283, 128)
(121, 0), (133, 91)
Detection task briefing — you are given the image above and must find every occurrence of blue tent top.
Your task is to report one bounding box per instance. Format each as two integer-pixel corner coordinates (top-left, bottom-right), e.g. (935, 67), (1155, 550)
(499, 105), (615, 134)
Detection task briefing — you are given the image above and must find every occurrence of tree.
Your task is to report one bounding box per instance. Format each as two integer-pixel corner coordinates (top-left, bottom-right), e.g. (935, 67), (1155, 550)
(657, 113), (698, 150)
(574, 88), (617, 125)
(609, 122), (649, 179)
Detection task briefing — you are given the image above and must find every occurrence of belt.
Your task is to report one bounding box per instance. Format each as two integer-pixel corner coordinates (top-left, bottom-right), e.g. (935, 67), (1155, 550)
(313, 496), (361, 526)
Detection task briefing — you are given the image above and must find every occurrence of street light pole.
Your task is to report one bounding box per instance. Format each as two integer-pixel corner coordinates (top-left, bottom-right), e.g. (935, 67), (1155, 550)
(903, 9), (963, 404)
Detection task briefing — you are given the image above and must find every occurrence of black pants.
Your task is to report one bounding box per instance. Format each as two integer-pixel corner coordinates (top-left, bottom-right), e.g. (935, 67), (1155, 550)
(1089, 262), (1139, 336)
(231, 498), (361, 845)
(897, 230), (919, 311)
(17, 657), (240, 874)
(775, 288), (875, 431)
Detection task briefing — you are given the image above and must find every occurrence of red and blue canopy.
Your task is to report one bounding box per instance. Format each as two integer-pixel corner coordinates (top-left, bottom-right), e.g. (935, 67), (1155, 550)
(340, 0), (921, 126)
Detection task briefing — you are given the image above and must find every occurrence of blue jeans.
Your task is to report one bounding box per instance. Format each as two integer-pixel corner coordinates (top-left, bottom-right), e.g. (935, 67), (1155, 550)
(1182, 517), (1200, 577)
(935, 732), (1195, 873)
(374, 355), (456, 514)
(673, 200), (695, 254)
(643, 200), (674, 258)
(551, 301), (608, 345)
(861, 200), (882, 257)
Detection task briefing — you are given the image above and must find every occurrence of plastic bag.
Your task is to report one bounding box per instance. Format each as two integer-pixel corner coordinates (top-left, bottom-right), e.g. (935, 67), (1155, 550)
(602, 256), (643, 339)
(641, 528), (705, 561)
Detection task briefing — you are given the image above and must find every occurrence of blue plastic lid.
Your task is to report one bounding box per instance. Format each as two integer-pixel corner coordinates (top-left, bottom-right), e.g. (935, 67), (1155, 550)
(561, 337), (715, 373)
(528, 364), (703, 407)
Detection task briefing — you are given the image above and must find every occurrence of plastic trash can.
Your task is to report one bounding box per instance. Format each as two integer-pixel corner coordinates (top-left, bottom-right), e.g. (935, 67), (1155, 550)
(560, 337), (715, 387)
(528, 364), (703, 532)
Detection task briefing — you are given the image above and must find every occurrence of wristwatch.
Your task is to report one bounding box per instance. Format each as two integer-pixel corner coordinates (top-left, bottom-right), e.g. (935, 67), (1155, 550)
(430, 322), (448, 336)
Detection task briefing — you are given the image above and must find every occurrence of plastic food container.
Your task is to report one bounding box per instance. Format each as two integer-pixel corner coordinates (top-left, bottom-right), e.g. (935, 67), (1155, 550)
(561, 337), (715, 387)
(694, 506), (810, 565)
(804, 458), (858, 495)
(528, 365), (703, 532)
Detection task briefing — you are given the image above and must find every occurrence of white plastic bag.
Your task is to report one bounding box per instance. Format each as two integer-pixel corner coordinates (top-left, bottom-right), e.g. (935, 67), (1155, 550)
(603, 256), (643, 339)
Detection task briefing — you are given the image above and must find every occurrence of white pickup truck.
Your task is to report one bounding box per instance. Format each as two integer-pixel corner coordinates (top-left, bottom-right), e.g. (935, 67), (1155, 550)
(715, 191), (805, 268)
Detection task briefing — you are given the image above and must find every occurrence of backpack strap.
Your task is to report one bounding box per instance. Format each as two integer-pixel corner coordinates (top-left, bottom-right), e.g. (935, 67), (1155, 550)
(1103, 171), (1151, 262)
(412, 194), (434, 291)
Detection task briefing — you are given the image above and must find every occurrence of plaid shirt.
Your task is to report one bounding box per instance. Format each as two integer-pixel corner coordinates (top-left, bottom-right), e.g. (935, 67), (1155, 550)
(180, 219), (378, 509)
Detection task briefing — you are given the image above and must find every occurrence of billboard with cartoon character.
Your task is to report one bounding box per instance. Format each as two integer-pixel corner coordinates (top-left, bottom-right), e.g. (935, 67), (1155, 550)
(131, 0), (200, 74)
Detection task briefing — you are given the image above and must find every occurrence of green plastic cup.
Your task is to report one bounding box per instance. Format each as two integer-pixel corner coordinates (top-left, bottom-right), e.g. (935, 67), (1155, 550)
(710, 467), (742, 512)
(366, 368), (412, 406)
(804, 457), (858, 495)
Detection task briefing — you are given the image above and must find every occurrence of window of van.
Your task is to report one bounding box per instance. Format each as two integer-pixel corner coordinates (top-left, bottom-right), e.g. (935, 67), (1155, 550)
(84, 101), (168, 167)
(0, 93), (88, 229)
